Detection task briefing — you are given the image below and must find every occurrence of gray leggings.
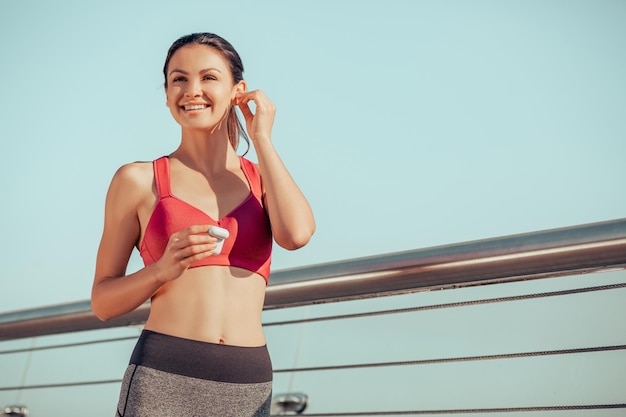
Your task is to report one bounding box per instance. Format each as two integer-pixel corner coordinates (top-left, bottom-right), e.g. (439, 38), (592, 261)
(116, 330), (272, 417)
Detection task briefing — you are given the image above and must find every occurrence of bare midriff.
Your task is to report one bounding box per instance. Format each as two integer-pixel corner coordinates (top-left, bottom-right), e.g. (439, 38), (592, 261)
(144, 265), (267, 347)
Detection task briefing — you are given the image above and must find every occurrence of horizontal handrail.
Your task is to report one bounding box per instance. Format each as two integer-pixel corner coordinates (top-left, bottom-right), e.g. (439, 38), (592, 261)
(1, 218), (625, 341)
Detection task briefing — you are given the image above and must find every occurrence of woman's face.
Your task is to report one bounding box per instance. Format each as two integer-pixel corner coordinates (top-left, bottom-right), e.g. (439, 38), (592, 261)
(165, 44), (244, 130)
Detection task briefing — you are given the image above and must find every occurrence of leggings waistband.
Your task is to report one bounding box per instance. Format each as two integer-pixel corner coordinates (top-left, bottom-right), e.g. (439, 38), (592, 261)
(130, 330), (272, 384)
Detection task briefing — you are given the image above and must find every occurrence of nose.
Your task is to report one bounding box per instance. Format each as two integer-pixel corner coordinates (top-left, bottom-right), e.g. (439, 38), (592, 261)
(184, 78), (202, 97)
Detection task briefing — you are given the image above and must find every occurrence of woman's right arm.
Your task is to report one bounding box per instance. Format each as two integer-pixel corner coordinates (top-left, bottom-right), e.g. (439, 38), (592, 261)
(91, 163), (164, 321)
(91, 163), (218, 321)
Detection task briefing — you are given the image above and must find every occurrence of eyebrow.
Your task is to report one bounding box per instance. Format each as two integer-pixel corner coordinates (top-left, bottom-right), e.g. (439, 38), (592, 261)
(169, 68), (223, 76)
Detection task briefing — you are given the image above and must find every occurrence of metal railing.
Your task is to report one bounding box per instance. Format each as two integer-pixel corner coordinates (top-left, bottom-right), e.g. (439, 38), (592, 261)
(1, 218), (626, 415)
(1, 218), (625, 340)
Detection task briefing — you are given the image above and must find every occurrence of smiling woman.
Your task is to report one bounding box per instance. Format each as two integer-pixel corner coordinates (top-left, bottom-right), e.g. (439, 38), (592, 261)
(164, 33), (249, 154)
(90, 32), (315, 417)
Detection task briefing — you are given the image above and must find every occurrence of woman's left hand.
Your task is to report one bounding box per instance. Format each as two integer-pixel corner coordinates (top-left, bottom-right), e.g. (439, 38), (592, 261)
(234, 90), (275, 143)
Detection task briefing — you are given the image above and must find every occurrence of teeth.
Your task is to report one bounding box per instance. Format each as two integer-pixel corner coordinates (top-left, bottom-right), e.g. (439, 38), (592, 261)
(184, 104), (205, 110)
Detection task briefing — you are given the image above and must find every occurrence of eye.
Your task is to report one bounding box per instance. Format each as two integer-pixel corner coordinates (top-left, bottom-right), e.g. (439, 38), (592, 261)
(203, 75), (217, 81)
(172, 76), (186, 83)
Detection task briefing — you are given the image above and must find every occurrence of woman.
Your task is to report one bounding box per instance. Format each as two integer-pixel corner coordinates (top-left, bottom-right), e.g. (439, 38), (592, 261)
(91, 32), (315, 417)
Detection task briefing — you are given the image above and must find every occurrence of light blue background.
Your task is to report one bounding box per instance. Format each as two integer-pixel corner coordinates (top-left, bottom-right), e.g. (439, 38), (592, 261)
(0, 0), (625, 415)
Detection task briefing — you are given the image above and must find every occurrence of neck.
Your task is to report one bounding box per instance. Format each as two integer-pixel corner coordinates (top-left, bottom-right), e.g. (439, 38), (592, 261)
(171, 126), (239, 175)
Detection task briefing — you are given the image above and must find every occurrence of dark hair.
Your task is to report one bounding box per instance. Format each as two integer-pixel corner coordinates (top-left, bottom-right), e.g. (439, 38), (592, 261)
(163, 33), (249, 154)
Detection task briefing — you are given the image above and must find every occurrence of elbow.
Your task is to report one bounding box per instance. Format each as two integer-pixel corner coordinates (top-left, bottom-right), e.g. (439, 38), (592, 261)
(282, 239), (309, 251)
(277, 223), (316, 251)
(91, 300), (111, 322)
(90, 294), (116, 322)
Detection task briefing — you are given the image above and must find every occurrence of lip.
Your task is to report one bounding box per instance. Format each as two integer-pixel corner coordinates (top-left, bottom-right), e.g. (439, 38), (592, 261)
(180, 102), (210, 111)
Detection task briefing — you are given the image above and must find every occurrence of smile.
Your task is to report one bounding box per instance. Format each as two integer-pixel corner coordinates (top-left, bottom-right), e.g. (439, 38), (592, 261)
(182, 104), (208, 111)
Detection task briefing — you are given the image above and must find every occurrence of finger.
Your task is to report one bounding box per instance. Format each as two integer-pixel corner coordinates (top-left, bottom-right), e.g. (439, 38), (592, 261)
(169, 230), (214, 253)
(181, 242), (218, 260)
(237, 90), (270, 110)
(183, 224), (214, 235)
(237, 100), (254, 123)
(171, 225), (213, 244)
(234, 92), (252, 109)
(175, 249), (214, 270)
(186, 234), (217, 247)
(238, 90), (272, 107)
(240, 92), (274, 118)
(236, 89), (258, 101)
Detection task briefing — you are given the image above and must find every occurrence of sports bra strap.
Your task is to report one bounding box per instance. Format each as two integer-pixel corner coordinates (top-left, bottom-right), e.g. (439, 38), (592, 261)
(153, 157), (172, 198)
(240, 157), (263, 199)
(154, 156), (260, 199)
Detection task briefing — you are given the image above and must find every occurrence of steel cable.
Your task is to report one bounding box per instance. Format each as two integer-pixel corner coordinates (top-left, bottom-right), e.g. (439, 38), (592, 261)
(264, 282), (626, 327)
(275, 403), (626, 415)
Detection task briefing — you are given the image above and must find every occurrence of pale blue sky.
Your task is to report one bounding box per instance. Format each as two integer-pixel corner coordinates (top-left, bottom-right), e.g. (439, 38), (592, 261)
(1, 0), (624, 312)
(0, 0), (625, 415)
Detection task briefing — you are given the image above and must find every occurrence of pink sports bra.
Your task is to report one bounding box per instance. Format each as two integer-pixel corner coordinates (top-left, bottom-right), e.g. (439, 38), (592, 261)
(139, 156), (272, 283)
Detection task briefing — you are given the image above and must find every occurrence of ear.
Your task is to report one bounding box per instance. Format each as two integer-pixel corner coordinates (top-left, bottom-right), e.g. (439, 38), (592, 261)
(234, 80), (247, 96)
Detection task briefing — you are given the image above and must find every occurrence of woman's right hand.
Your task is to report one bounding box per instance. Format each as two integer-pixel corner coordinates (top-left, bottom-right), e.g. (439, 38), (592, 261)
(154, 225), (218, 283)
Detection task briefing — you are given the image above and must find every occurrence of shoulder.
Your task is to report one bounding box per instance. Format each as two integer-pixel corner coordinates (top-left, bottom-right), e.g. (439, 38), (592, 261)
(106, 161), (154, 208)
(110, 161), (153, 190)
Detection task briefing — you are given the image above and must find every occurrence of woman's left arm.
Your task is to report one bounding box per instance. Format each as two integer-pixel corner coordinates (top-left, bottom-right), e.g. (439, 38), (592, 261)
(236, 89), (315, 250)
